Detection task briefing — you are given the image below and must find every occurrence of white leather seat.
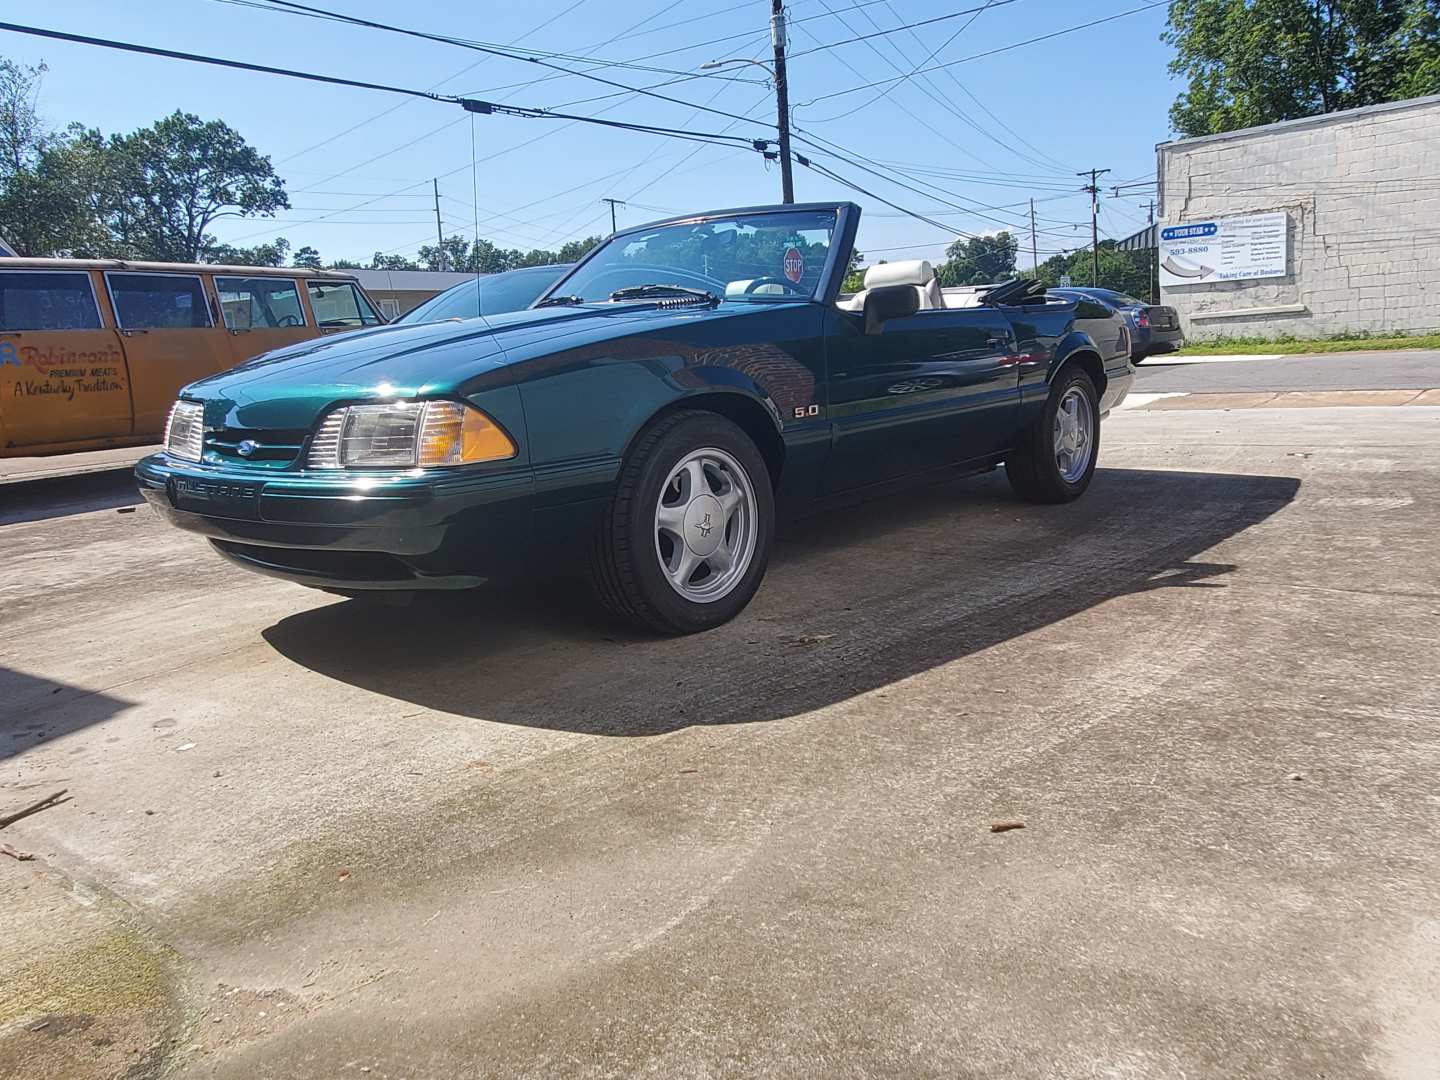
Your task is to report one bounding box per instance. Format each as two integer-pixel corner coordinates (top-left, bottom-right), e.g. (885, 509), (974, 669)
(838, 259), (944, 312)
(725, 279), (788, 299)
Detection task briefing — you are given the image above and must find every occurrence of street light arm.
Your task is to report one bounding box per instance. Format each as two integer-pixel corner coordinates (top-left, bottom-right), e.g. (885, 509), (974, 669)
(699, 57), (775, 76)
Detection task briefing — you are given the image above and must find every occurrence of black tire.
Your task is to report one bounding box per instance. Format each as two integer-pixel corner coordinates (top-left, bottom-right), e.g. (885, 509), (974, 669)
(1004, 365), (1100, 504)
(589, 410), (774, 634)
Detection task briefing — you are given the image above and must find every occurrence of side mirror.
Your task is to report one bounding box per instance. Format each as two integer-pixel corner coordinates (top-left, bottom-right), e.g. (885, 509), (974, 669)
(863, 284), (920, 335)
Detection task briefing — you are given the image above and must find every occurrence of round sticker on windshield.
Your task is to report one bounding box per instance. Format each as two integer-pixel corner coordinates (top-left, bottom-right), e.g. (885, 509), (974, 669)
(783, 246), (804, 284)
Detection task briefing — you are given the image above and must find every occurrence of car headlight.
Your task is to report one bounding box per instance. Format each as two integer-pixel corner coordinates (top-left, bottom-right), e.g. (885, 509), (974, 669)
(306, 400), (515, 469)
(164, 400), (205, 462)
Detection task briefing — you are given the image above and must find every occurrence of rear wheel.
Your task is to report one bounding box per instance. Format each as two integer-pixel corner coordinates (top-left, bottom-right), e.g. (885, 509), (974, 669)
(590, 410), (774, 634)
(1004, 366), (1099, 504)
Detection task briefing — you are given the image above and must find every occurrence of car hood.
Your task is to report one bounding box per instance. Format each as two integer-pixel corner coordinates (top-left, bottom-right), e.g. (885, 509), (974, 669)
(186, 301), (774, 429)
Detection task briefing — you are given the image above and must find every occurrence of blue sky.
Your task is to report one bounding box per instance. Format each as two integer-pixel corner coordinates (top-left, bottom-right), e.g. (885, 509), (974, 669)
(2, 0), (1179, 267)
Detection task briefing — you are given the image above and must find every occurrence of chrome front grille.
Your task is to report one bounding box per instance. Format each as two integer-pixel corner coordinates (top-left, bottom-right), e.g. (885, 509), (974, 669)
(306, 410), (345, 469)
(205, 427), (307, 467)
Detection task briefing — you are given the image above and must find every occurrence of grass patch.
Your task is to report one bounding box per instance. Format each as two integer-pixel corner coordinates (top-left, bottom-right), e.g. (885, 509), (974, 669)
(0, 929), (176, 1025)
(1178, 332), (1440, 356)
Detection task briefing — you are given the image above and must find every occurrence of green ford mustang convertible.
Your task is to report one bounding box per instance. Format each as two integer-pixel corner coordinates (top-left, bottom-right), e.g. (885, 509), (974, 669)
(137, 202), (1133, 633)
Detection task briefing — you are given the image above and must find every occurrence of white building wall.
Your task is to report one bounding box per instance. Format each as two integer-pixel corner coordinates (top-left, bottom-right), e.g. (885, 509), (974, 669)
(1158, 95), (1440, 341)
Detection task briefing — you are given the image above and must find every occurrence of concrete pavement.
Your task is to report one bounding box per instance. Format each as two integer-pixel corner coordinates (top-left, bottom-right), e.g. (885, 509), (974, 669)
(1135, 347), (1440, 393)
(3, 396), (1440, 1078)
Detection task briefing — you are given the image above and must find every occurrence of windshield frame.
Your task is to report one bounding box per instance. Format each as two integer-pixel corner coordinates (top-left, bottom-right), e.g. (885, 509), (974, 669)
(534, 203), (858, 309)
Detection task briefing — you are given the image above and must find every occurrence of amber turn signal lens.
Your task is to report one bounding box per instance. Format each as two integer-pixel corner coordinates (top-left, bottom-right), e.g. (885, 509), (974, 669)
(416, 401), (516, 467)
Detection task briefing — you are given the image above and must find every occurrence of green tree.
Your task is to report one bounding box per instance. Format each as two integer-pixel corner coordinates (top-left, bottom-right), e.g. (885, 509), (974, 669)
(0, 61), (116, 255)
(0, 57), (52, 176)
(555, 235), (602, 263)
(1031, 241), (1155, 301)
(292, 245), (322, 269)
(936, 231), (1018, 286)
(108, 111), (288, 261)
(202, 236), (289, 267)
(1165, 0), (1440, 137)
(418, 233), (472, 272)
(370, 252), (419, 270)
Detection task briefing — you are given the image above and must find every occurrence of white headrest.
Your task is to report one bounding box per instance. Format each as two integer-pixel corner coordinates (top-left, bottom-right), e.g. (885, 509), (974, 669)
(864, 259), (934, 290)
(725, 279), (788, 298)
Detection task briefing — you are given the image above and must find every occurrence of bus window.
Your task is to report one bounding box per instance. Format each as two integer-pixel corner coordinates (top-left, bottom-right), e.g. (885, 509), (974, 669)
(0, 270), (103, 330)
(306, 281), (383, 330)
(215, 276), (306, 329)
(108, 273), (212, 329)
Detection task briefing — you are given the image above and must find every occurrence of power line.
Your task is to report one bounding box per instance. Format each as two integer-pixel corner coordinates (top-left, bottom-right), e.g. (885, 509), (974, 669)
(267, 0), (592, 166)
(0, 21), (772, 151)
(218, 0), (767, 87)
(238, 0), (776, 131)
(795, 155), (976, 236)
(798, 2), (1169, 105)
(789, 0), (1023, 58)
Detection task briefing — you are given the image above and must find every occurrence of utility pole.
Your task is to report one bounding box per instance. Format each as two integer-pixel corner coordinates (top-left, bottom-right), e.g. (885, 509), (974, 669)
(601, 197), (625, 235)
(432, 178), (445, 271)
(1029, 198), (1039, 277)
(772, 0), (795, 204)
(1148, 198), (1158, 303)
(1078, 167), (1109, 287)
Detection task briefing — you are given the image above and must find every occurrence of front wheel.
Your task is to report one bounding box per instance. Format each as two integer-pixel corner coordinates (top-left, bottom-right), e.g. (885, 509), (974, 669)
(1004, 366), (1100, 504)
(590, 410), (774, 634)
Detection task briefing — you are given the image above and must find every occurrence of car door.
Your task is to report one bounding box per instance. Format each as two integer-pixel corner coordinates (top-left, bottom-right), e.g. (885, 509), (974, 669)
(213, 274), (314, 364)
(0, 268), (133, 450)
(821, 304), (1021, 492)
(104, 271), (234, 437)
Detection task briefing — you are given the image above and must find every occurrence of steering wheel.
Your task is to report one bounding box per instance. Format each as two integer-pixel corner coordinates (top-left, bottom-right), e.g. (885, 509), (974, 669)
(744, 276), (808, 296)
(276, 314), (301, 327)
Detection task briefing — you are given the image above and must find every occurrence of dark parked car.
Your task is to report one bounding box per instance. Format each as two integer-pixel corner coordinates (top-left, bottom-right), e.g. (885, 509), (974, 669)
(395, 264), (572, 324)
(138, 203), (1132, 633)
(1053, 286), (1182, 361)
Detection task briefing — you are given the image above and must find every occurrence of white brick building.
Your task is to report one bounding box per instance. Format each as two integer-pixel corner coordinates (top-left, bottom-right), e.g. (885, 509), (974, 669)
(1157, 94), (1440, 341)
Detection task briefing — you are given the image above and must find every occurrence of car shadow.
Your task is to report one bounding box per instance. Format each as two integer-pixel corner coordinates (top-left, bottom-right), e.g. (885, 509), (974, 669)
(261, 467), (1300, 736)
(1, 667), (136, 763)
(0, 471), (143, 526)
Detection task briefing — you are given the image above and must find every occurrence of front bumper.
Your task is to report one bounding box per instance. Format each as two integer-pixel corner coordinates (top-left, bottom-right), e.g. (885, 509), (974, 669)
(135, 452), (534, 589)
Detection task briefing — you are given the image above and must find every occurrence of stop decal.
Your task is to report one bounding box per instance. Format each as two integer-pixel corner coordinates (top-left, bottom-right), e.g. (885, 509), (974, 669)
(782, 246), (804, 284)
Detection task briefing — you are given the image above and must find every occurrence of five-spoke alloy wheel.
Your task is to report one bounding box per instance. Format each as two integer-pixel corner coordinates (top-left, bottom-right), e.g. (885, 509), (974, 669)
(1005, 364), (1101, 503)
(1052, 385), (1094, 484)
(591, 410), (774, 634)
(654, 448), (758, 603)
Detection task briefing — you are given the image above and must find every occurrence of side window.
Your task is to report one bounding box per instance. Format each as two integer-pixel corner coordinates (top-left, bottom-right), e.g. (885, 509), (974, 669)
(306, 281), (383, 328)
(214, 276), (306, 329)
(0, 271), (103, 330)
(478, 269), (565, 315)
(107, 273), (212, 329)
(407, 281), (478, 322)
(1075, 299), (1111, 321)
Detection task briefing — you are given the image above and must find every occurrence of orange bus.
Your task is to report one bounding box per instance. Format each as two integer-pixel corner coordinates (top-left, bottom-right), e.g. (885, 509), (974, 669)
(0, 259), (385, 457)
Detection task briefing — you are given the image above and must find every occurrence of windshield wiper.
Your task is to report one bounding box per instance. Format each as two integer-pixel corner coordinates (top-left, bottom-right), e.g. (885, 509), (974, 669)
(608, 284), (719, 305)
(535, 294), (584, 307)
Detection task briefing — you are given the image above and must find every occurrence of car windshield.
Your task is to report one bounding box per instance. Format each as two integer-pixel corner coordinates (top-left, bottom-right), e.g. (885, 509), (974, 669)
(1107, 292), (1148, 308)
(399, 266), (569, 323)
(549, 208), (839, 303)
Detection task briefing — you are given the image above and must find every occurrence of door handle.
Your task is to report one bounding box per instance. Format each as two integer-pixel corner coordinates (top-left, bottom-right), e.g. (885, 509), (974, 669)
(119, 329), (149, 337)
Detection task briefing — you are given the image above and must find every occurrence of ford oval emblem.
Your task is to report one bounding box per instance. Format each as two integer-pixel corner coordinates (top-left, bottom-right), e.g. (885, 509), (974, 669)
(237, 439), (259, 458)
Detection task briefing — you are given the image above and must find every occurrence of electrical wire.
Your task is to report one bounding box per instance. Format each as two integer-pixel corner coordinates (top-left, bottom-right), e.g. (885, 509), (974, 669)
(0, 22), (771, 151)
(797, 2), (1169, 106)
